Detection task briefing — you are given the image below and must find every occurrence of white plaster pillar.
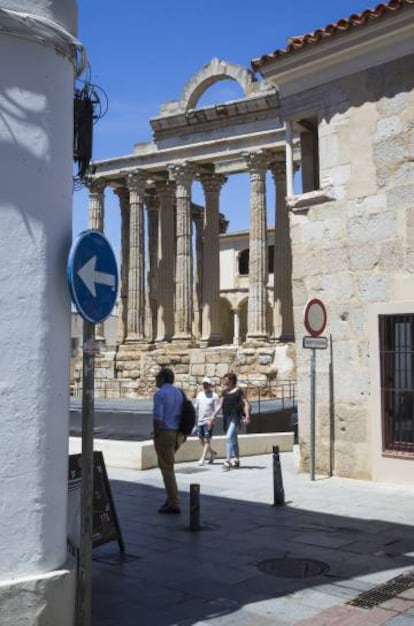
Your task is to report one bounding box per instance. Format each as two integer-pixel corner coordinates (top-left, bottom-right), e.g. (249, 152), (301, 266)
(199, 172), (226, 346)
(87, 178), (106, 342)
(271, 161), (294, 341)
(285, 120), (295, 198)
(126, 171), (147, 342)
(244, 151), (269, 342)
(0, 2), (79, 623)
(155, 180), (175, 342)
(169, 162), (196, 343)
(114, 186), (130, 344)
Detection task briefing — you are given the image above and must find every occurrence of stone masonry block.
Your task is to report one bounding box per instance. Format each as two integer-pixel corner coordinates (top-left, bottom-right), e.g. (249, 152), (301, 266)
(378, 241), (404, 271)
(190, 364), (205, 376)
(349, 244), (379, 271)
(205, 352), (221, 364)
(347, 210), (396, 243)
(358, 275), (390, 302)
(387, 184), (414, 211)
(374, 115), (403, 142)
(190, 349), (206, 364)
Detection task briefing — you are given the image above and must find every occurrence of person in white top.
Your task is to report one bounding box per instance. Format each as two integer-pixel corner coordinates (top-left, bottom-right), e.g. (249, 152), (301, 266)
(195, 377), (219, 465)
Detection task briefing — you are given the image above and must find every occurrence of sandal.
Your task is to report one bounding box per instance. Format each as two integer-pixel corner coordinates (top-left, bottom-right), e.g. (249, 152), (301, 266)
(222, 460), (231, 470)
(231, 459), (240, 468)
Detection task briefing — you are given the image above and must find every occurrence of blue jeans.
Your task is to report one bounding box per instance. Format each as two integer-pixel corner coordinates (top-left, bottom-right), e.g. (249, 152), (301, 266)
(226, 420), (239, 460)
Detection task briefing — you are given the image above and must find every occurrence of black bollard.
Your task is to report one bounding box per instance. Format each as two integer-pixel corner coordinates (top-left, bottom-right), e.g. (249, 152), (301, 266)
(272, 445), (285, 506)
(189, 483), (200, 531)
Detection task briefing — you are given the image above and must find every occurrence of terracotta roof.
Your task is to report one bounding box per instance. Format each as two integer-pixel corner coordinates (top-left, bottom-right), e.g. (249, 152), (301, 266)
(252, 0), (414, 70)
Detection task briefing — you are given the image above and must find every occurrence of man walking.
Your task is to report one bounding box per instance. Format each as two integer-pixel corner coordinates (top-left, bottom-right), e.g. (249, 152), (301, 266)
(153, 367), (185, 514)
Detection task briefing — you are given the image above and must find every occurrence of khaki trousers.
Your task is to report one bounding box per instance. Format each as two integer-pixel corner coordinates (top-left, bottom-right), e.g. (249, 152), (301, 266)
(154, 430), (185, 508)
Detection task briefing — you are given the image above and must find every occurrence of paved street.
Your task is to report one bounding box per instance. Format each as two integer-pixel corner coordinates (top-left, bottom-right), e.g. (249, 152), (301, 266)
(91, 448), (414, 625)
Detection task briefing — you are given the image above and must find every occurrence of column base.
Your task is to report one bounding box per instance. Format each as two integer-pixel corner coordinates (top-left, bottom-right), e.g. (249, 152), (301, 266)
(0, 561), (76, 626)
(200, 335), (222, 348)
(125, 335), (147, 344)
(246, 334), (269, 344)
(270, 333), (295, 343)
(171, 334), (193, 348)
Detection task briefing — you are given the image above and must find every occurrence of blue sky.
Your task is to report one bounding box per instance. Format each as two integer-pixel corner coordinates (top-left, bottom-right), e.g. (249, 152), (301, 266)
(74, 0), (376, 254)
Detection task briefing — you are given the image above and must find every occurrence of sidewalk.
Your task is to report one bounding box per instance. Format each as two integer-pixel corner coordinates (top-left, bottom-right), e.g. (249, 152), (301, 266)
(92, 448), (414, 625)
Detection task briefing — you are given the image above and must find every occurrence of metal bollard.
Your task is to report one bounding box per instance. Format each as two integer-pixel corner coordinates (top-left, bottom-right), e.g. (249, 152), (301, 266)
(272, 445), (285, 506)
(189, 483), (200, 531)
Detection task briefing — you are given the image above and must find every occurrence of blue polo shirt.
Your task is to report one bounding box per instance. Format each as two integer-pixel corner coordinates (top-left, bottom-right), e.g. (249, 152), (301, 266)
(153, 383), (183, 430)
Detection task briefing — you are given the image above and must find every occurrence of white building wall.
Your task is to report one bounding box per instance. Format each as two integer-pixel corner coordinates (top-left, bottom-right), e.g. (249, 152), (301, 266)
(0, 1), (78, 622)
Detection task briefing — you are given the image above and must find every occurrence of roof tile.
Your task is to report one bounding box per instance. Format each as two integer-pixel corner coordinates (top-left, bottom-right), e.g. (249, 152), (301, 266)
(252, 0), (414, 70)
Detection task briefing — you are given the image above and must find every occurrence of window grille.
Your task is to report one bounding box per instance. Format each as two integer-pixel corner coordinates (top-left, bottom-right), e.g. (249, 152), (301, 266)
(379, 315), (414, 454)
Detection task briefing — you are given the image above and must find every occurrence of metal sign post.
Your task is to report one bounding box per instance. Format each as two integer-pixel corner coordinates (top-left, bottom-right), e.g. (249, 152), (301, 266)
(67, 230), (119, 626)
(303, 298), (328, 483)
(77, 320), (95, 626)
(310, 348), (316, 481)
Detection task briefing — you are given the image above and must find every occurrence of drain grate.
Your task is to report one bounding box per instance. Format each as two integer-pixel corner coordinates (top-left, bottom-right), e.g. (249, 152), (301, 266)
(348, 571), (414, 608)
(257, 557), (329, 578)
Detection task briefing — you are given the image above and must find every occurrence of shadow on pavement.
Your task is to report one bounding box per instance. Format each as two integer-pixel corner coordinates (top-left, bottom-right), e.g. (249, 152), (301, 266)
(91, 475), (414, 626)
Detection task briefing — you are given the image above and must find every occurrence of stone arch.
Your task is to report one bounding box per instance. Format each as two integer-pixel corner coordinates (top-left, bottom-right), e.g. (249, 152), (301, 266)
(180, 58), (258, 112)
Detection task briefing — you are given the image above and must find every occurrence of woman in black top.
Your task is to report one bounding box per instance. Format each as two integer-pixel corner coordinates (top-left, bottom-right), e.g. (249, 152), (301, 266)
(213, 372), (251, 469)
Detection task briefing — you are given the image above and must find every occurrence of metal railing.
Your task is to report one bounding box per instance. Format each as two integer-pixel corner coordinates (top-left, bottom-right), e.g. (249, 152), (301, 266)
(70, 378), (296, 407)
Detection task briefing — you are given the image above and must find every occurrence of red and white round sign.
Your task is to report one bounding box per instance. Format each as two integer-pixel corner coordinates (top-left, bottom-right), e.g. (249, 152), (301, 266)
(303, 298), (327, 337)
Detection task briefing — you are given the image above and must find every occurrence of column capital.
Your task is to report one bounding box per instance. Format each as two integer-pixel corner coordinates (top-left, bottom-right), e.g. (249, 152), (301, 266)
(154, 178), (175, 199)
(168, 161), (196, 191)
(86, 177), (106, 195)
(112, 185), (129, 204)
(198, 172), (227, 194)
(243, 150), (271, 176)
(125, 170), (147, 194)
(146, 192), (160, 211)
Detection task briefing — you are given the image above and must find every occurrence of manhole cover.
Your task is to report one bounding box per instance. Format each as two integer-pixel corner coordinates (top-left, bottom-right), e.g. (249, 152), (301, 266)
(257, 557), (329, 578)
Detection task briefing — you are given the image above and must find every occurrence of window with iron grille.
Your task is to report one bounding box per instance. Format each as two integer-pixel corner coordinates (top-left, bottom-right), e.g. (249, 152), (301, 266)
(379, 315), (414, 454)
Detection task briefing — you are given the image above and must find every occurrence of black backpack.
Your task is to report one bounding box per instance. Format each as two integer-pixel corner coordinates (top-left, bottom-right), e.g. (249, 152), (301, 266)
(178, 390), (196, 436)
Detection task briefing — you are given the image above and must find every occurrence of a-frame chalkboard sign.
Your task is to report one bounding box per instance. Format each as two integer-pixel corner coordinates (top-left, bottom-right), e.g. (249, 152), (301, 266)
(68, 451), (124, 553)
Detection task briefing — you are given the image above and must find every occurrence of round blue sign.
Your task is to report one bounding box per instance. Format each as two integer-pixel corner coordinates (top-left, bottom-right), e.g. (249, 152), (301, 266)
(67, 230), (119, 324)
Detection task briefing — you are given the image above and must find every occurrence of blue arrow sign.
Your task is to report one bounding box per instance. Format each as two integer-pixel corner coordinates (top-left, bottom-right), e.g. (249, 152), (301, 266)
(67, 230), (119, 324)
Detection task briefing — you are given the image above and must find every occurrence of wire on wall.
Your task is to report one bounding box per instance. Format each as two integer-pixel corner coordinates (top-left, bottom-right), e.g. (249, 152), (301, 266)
(73, 63), (109, 191)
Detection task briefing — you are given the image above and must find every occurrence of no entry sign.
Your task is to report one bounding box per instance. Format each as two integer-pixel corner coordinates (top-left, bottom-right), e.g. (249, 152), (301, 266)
(303, 298), (327, 337)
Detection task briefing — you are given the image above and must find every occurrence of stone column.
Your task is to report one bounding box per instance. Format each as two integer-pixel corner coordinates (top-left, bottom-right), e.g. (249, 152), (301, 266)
(244, 151), (269, 342)
(169, 163), (196, 343)
(87, 179), (106, 342)
(192, 211), (203, 341)
(88, 178), (105, 230)
(146, 193), (159, 342)
(155, 180), (175, 342)
(199, 172), (227, 346)
(126, 171), (147, 342)
(233, 308), (241, 346)
(114, 186), (130, 344)
(271, 161), (294, 341)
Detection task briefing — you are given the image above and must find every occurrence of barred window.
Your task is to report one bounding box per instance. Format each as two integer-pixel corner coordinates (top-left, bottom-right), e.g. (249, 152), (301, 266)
(379, 315), (414, 454)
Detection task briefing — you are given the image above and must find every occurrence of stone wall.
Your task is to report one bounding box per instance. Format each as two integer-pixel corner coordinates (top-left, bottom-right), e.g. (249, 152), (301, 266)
(70, 343), (296, 400)
(285, 54), (414, 479)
